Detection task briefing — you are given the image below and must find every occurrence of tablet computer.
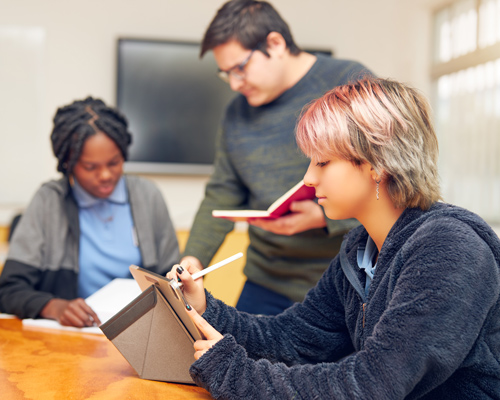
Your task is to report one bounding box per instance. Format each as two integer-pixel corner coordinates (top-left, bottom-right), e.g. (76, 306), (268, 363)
(129, 265), (203, 341)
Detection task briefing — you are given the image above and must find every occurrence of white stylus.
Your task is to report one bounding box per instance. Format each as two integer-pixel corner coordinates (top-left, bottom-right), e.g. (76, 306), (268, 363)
(179, 252), (244, 284)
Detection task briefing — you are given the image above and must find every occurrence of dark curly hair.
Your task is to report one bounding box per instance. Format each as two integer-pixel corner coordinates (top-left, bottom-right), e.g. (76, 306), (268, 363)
(50, 97), (132, 176)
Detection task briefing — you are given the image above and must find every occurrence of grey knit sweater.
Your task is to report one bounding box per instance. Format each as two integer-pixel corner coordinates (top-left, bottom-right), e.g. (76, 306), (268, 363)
(190, 203), (500, 399)
(184, 54), (370, 302)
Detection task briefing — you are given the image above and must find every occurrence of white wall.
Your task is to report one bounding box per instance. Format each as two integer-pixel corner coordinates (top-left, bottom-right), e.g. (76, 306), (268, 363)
(0, 0), (433, 229)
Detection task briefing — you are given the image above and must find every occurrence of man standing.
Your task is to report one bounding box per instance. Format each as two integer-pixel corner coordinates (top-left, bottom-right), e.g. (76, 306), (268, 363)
(183, 0), (371, 315)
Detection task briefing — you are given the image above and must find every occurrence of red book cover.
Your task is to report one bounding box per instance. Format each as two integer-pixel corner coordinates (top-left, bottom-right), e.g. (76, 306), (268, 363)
(212, 181), (316, 221)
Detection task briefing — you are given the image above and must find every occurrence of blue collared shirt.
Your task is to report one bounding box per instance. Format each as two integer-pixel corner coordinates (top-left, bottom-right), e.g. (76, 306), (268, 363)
(357, 235), (378, 297)
(72, 176), (142, 298)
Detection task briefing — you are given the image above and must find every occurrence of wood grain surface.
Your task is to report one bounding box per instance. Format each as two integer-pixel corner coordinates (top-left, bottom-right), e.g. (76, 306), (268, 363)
(0, 318), (212, 400)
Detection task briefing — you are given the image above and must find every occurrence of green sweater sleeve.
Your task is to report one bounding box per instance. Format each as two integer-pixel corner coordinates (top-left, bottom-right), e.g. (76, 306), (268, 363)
(183, 129), (246, 267)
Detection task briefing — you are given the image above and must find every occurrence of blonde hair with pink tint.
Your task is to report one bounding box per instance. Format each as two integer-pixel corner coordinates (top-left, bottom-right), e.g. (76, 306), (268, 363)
(296, 78), (441, 210)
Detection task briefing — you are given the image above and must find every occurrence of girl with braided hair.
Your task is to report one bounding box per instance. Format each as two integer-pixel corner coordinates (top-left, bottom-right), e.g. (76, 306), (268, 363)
(0, 97), (179, 327)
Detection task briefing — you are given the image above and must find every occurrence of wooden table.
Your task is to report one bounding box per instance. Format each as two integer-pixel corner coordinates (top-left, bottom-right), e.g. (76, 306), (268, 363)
(0, 317), (212, 400)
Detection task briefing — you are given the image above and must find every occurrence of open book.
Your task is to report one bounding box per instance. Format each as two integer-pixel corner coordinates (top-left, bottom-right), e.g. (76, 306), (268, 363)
(212, 180), (316, 221)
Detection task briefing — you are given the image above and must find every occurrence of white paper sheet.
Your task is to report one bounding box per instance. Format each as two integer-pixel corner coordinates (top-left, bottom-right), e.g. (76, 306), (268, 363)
(22, 278), (142, 335)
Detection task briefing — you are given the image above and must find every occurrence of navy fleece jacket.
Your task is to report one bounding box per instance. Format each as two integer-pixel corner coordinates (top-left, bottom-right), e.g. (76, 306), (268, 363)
(190, 203), (500, 399)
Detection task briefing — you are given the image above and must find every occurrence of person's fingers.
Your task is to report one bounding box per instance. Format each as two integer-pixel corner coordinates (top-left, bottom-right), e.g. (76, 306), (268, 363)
(193, 338), (221, 351)
(167, 258), (202, 282)
(187, 306), (223, 360)
(186, 305), (222, 341)
(176, 264), (195, 285)
(60, 299), (97, 327)
(81, 302), (101, 326)
(193, 344), (207, 360)
(180, 258), (202, 274)
(169, 264), (207, 314)
(72, 298), (99, 326)
(288, 199), (310, 212)
(180, 256), (204, 273)
(59, 308), (87, 327)
(166, 264), (179, 281)
(193, 338), (224, 360)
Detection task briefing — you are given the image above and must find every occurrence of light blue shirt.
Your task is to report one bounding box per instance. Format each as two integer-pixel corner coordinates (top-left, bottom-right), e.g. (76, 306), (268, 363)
(72, 176), (142, 298)
(357, 235), (378, 297)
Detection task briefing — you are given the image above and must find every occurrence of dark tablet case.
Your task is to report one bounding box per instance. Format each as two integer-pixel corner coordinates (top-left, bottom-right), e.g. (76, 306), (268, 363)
(100, 284), (195, 384)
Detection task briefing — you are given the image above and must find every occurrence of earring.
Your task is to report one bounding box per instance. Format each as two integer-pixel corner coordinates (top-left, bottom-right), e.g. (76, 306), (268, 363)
(376, 179), (381, 200)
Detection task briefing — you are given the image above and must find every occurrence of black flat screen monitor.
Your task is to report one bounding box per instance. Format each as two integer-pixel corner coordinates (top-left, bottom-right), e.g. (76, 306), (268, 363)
(117, 38), (236, 175)
(116, 38), (332, 175)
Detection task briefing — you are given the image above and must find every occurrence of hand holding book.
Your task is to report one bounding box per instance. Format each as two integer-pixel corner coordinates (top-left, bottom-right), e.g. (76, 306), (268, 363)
(211, 180), (316, 222)
(248, 198), (327, 236)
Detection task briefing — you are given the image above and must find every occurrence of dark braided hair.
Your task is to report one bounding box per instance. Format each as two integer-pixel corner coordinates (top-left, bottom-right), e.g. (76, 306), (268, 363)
(50, 97), (132, 176)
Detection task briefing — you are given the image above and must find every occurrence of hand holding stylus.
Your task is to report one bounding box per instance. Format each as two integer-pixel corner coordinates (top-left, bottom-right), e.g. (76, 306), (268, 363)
(169, 252), (243, 314)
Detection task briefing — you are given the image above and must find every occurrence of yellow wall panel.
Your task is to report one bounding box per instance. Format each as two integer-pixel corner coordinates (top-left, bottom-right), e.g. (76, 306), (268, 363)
(176, 230), (249, 307)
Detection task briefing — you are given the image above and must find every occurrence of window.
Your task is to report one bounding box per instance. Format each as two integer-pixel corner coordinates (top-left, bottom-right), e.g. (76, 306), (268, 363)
(432, 0), (500, 222)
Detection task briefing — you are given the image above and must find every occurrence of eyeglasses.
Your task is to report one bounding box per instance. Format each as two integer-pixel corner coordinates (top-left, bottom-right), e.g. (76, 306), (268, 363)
(217, 49), (256, 83)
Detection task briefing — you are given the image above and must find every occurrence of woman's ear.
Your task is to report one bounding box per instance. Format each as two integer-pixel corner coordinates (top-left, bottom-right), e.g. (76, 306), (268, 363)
(369, 165), (384, 182)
